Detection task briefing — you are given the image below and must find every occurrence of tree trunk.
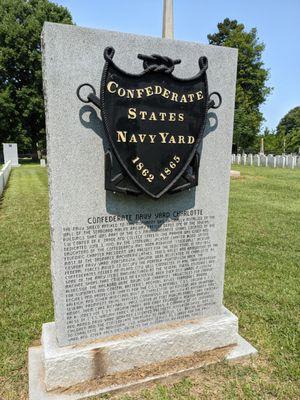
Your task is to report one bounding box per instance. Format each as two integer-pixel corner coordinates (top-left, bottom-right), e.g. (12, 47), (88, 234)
(31, 143), (38, 161)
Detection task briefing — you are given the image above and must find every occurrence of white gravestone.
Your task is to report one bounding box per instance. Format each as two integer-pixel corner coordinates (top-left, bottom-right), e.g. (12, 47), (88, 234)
(247, 154), (253, 166)
(286, 155), (296, 169)
(260, 154), (268, 167)
(236, 154), (241, 164)
(241, 154), (247, 165)
(2, 143), (20, 167)
(40, 159), (46, 167)
(28, 23), (257, 399)
(275, 155), (285, 168)
(253, 154), (260, 166)
(267, 154), (276, 168)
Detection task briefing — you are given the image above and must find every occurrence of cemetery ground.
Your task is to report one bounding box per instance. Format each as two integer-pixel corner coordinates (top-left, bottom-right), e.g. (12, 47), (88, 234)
(0, 165), (299, 400)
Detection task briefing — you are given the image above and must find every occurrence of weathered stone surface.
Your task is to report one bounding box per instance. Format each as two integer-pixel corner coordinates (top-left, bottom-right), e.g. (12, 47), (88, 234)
(28, 323), (257, 399)
(2, 143), (19, 166)
(42, 22), (238, 347)
(42, 307), (238, 391)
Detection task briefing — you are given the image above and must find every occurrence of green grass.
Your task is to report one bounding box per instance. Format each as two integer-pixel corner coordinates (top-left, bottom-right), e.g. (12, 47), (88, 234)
(0, 165), (299, 399)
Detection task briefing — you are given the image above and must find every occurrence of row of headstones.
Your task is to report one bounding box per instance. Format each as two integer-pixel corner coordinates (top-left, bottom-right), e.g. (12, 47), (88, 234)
(232, 154), (300, 169)
(0, 160), (12, 197)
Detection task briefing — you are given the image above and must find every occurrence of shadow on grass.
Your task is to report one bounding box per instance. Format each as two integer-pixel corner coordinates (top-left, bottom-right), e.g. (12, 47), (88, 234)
(19, 158), (35, 165)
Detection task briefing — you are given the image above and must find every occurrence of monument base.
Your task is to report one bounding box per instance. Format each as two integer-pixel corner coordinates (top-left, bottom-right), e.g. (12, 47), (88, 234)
(230, 170), (241, 178)
(28, 308), (257, 400)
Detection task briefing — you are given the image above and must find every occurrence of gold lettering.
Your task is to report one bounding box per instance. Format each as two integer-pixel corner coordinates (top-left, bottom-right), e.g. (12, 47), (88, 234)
(126, 89), (134, 98)
(168, 135), (176, 143)
(188, 93), (195, 102)
(178, 113), (184, 121)
(171, 92), (178, 102)
(159, 112), (167, 121)
(136, 88), (144, 98)
(169, 113), (176, 121)
(149, 112), (157, 121)
(128, 108), (136, 119)
(154, 85), (162, 95)
(149, 134), (156, 143)
(196, 90), (203, 100)
(159, 132), (169, 143)
(188, 136), (195, 144)
(178, 135), (185, 144)
(162, 88), (171, 99)
(180, 94), (187, 103)
(129, 134), (137, 143)
(107, 81), (118, 93)
(139, 111), (147, 120)
(138, 134), (146, 143)
(117, 131), (127, 142)
(117, 87), (126, 97)
(145, 86), (153, 96)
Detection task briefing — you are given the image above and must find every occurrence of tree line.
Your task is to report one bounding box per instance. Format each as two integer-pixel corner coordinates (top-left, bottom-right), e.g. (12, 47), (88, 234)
(0, 2), (299, 157)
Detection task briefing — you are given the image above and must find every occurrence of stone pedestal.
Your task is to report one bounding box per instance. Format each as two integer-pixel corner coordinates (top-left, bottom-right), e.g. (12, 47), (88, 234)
(29, 307), (256, 399)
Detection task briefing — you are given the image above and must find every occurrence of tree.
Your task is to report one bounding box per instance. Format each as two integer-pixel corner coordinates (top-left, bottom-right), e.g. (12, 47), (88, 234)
(0, 0), (73, 158)
(276, 107), (300, 154)
(276, 107), (300, 136)
(254, 128), (282, 155)
(208, 18), (272, 151)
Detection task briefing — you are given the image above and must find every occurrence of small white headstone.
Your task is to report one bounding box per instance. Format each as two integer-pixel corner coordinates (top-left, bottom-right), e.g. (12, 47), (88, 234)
(253, 154), (260, 166)
(247, 154), (253, 166)
(275, 155), (285, 168)
(260, 154), (267, 167)
(267, 154), (276, 168)
(2, 143), (20, 167)
(286, 155), (296, 169)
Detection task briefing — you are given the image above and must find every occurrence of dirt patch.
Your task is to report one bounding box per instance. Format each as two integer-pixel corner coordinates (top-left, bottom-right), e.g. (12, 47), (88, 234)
(54, 344), (235, 396)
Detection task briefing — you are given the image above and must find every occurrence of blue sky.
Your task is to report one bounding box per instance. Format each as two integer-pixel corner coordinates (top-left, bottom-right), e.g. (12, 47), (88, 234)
(56, 0), (300, 131)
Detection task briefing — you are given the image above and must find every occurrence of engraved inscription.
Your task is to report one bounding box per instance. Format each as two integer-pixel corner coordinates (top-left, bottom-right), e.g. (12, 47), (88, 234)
(62, 211), (219, 343)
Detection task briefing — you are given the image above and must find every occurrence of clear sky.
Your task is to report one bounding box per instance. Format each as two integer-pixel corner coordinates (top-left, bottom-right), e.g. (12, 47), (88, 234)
(55, 0), (300, 131)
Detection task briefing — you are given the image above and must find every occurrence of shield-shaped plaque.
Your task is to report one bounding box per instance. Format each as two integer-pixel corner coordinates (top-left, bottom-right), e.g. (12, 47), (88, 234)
(77, 47), (221, 199)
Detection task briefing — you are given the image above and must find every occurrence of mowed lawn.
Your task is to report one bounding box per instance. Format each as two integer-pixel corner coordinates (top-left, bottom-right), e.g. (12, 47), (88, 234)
(0, 165), (299, 399)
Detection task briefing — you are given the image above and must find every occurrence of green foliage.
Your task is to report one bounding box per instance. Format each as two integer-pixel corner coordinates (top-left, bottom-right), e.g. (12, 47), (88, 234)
(276, 107), (300, 154)
(284, 128), (300, 154)
(276, 107), (300, 136)
(0, 0), (72, 156)
(208, 18), (272, 151)
(253, 107), (300, 155)
(252, 128), (282, 155)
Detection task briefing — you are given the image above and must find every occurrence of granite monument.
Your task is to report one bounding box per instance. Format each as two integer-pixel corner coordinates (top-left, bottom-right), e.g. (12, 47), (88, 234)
(28, 22), (257, 399)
